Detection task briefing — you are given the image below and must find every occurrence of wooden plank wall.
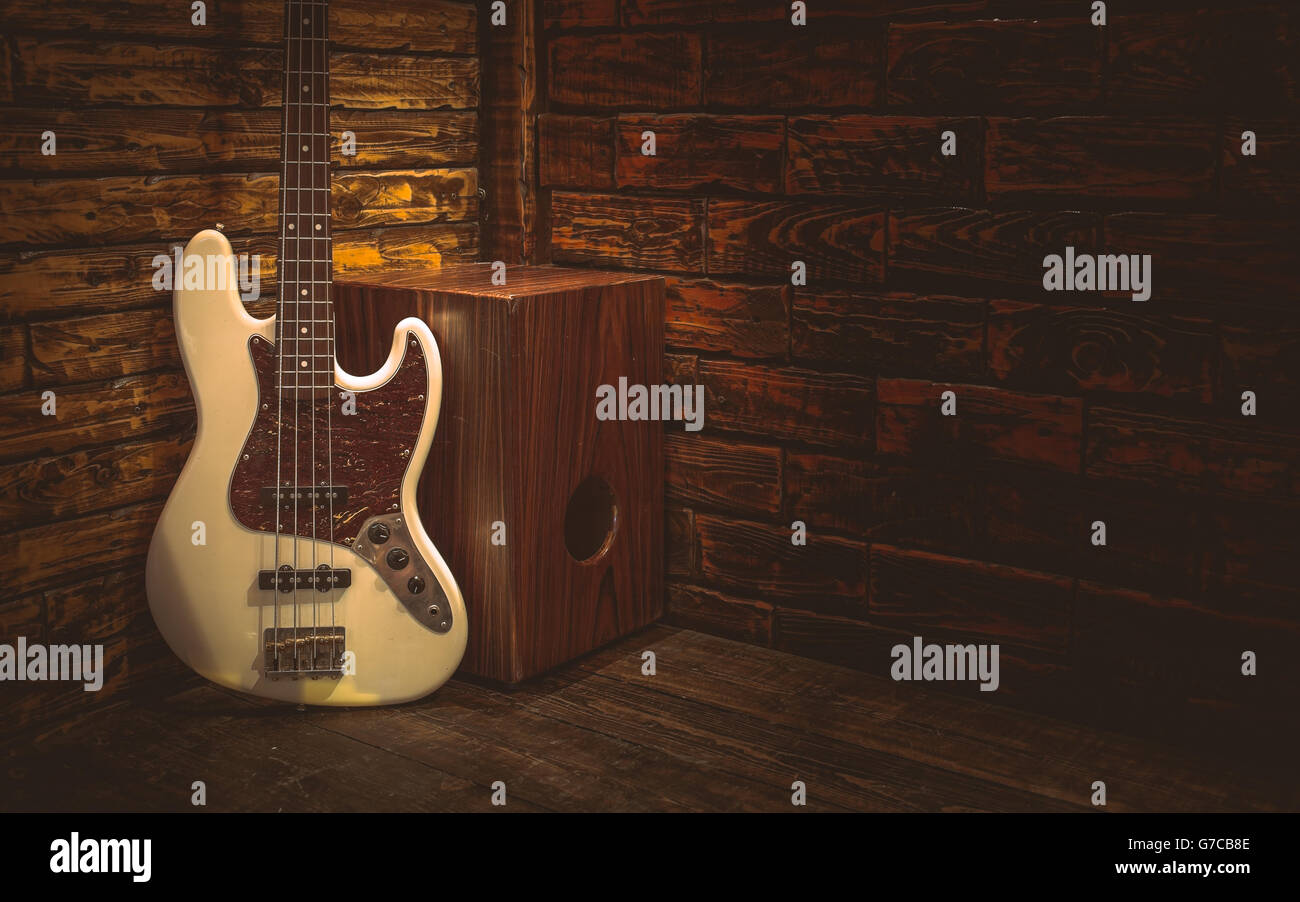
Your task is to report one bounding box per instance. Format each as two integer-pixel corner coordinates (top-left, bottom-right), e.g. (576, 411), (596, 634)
(0, 0), (480, 736)
(536, 0), (1300, 748)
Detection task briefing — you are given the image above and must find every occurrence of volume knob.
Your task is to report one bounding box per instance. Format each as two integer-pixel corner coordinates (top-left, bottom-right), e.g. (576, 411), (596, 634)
(368, 522), (391, 544)
(386, 547), (410, 569)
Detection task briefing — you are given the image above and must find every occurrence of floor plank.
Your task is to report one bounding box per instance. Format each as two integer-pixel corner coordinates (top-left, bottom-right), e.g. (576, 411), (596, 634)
(0, 626), (1290, 812)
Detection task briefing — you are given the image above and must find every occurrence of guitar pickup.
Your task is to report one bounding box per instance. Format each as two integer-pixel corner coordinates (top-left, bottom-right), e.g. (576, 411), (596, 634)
(258, 567), (352, 592)
(263, 627), (346, 678)
(260, 486), (348, 507)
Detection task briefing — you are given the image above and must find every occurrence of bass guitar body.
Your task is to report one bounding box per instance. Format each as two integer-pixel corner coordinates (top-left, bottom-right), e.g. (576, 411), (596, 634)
(145, 228), (467, 705)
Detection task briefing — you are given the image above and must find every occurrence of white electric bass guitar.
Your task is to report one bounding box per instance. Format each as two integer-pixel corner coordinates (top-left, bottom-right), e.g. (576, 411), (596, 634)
(145, 0), (467, 705)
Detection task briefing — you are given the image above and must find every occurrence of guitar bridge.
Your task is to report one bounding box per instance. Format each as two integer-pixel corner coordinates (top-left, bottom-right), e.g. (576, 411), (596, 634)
(263, 627), (346, 679)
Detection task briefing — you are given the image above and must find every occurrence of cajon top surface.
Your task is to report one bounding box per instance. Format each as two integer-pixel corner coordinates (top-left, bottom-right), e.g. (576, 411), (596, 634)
(337, 263), (663, 299)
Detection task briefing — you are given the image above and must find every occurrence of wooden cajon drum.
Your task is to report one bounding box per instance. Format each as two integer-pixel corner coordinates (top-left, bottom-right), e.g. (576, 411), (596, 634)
(335, 265), (665, 683)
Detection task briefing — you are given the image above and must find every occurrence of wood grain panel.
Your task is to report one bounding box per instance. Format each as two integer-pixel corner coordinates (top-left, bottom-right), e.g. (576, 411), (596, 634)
(987, 299), (1216, 402)
(981, 471), (1214, 599)
(550, 192), (705, 272)
(700, 359), (872, 448)
(1104, 213), (1299, 305)
(888, 208), (1099, 291)
(695, 513), (867, 614)
(29, 309), (177, 385)
(0, 169), (477, 248)
(784, 452), (983, 554)
(707, 200), (885, 283)
(1070, 484), (1212, 600)
(0, 109), (478, 175)
(1206, 500), (1300, 608)
(664, 582), (772, 645)
(0, 36), (11, 103)
(1221, 119), (1300, 206)
(887, 19), (1102, 109)
(1106, 12), (1220, 109)
(616, 115), (784, 192)
(870, 544), (1071, 653)
(622, 0), (990, 25)
(985, 117), (1216, 202)
(787, 115), (981, 201)
(0, 223), (476, 322)
(1220, 314), (1300, 426)
(1086, 407), (1300, 501)
(772, 607), (916, 673)
(480, 0), (536, 263)
(876, 377), (1083, 473)
(782, 450), (870, 535)
(705, 27), (882, 109)
(665, 432), (781, 515)
(0, 0), (478, 53)
(0, 324), (26, 391)
(549, 33), (702, 108)
(663, 277), (788, 359)
(666, 507), (696, 577)
(0, 371), (193, 464)
(1108, 10), (1298, 110)
(538, 114), (615, 189)
(543, 0), (617, 28)
(792, 289), (983, 378)
(664, 353), (699, 387)
(11, 40), (479, 110)
(1075, 580), (1300, 706)
(0, 435), (191, 524)
(0, 500), (162, 595)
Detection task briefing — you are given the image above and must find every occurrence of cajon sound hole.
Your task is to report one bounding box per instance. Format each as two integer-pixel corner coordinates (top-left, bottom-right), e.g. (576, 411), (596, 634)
(564, 475), (619, 563)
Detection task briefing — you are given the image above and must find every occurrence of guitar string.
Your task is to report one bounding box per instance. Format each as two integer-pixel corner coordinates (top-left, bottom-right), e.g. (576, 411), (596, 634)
(290, 0), (302, 667)
(306, 0), (319, 673)
(272, 0), (291, 670)
(321, 0), (339, 660)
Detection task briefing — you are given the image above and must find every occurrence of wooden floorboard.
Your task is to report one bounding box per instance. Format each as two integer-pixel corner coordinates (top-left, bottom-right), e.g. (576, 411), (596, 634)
(1, 626), (1292, 812)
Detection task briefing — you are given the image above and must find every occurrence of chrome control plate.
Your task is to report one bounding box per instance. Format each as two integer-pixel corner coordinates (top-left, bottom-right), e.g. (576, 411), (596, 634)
(352, 512), (452, 634)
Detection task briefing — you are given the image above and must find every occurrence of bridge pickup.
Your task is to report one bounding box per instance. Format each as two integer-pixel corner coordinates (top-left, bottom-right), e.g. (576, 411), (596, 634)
(263, 627), (346, 678)
(260, 486), (348, 507)
(258, 567), (352, 592)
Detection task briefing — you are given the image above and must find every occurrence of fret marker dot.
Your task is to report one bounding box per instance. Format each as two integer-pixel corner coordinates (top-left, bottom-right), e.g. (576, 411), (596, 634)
(315, 224), (322, 231)
(302, 85), (309, 92)
(301, 289), (308, 296)
(300, 327), (307, 334)
(302, 144), (309, 152)
(301, 360), (308, 368)
(288, 223), (295, 230)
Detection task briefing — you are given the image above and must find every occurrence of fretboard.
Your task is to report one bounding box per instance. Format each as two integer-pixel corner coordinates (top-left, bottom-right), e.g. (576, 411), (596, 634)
(278, 0), (333, 390)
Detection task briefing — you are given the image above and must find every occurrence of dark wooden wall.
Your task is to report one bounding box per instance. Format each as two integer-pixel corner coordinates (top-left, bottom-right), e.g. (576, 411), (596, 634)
(535, 1), (1300, 748)
(0, 0), (480, 735)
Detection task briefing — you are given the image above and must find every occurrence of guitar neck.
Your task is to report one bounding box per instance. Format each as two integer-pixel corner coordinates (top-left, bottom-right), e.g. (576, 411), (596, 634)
(278, 0), (333, 386)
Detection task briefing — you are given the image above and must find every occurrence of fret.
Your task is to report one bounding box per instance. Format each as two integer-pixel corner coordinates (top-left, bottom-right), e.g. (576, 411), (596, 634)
(277, 0), (333, 353)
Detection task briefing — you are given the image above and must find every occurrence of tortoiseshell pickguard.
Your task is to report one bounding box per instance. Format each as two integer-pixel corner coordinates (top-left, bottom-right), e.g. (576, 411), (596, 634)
(229, 333), (428, 545)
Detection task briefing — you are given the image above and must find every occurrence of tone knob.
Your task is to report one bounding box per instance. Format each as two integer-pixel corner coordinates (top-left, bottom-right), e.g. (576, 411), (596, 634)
(386, 547), (409, 569)
(407, 576), (426, 594)
(368, 522), (391, 544)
